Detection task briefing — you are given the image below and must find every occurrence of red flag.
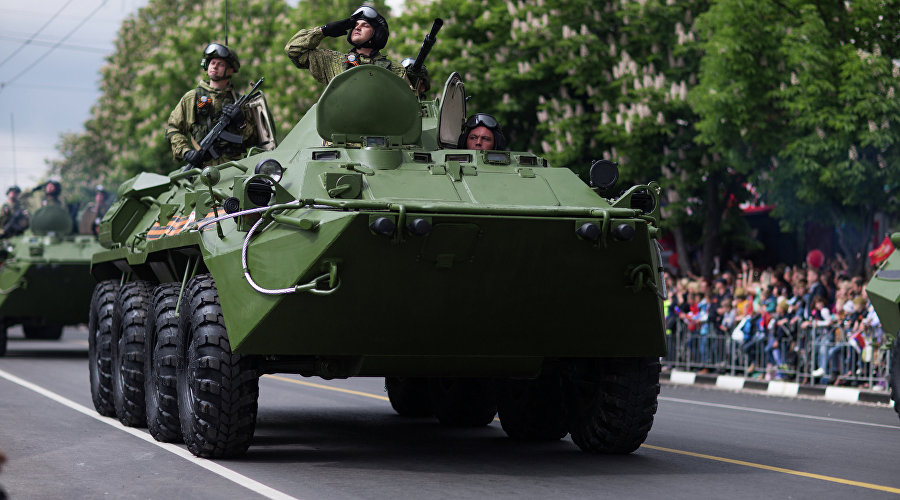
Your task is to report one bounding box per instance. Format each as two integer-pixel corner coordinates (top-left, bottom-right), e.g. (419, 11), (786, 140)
(868, 236), (895, 266)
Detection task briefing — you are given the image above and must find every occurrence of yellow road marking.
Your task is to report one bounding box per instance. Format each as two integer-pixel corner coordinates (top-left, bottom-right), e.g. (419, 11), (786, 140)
(264, 374), (900, 494)
(641, 444), (900, 493)
(264, 374), (390, 402)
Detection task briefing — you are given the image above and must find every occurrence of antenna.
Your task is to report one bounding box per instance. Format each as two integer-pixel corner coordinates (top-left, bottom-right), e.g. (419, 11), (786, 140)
(10, 113), (17, 186)
(224, 0), (228, 46)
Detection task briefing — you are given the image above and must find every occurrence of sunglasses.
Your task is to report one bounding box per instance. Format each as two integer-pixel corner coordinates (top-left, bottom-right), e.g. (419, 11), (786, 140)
(352, 6), (379, 20)
(204, 43), (231, 59)
(465, 113), (500, 130)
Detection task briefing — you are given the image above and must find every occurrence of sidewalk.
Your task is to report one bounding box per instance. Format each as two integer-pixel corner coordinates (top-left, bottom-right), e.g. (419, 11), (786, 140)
(661, 369), (895, 406)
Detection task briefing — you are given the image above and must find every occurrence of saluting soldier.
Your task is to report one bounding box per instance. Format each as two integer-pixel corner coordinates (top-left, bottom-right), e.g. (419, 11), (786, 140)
(285, 5), (428, 93)
(165, 43), (257, 167)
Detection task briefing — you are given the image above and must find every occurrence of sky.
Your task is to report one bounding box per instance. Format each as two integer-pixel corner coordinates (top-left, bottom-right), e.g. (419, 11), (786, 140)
(0, 0), (403, 194)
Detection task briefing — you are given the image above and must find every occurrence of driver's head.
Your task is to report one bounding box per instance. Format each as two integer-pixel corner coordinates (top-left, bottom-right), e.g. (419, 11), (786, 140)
(458, 113), (507, 150)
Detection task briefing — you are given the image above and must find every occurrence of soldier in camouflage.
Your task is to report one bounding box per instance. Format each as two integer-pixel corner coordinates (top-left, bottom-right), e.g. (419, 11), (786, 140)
(0, 186), (29, 238)
(285, 6), (428, 93)
(165, 43), (258, 167)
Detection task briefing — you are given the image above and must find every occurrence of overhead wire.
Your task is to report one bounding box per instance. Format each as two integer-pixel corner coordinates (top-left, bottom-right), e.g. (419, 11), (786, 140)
(0, 0), (78, 69)
(0, 0), (110, 95)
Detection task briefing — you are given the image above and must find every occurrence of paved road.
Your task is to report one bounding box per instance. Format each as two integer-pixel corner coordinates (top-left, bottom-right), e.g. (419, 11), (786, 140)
(1, 326), (899, 499)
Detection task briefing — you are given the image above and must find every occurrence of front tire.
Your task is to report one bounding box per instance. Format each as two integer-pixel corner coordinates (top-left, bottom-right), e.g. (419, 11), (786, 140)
(385, 377), (433, 417)
(145, 283), (184, 443)
(563, 357), (660, 454)
(111, 281), (152, 427)
(178, 274), (259, 458)
(0, 319), (7, 357)
(430, 378), (497, 427)
(88, 280), (119, 417)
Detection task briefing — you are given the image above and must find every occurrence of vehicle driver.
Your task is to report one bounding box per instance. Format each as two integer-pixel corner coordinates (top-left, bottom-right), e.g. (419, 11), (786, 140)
(458, 113), (507, 151)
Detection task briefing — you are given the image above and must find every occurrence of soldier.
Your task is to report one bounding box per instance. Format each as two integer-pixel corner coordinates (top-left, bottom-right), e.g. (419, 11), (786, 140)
(41, 180), (63, 206)
(285, 6), (427, 92)
(78, 185), (111, 236)
(0, 186), (29, 238)
(457, 113), (507, 151)
(165, 43), (257, 167)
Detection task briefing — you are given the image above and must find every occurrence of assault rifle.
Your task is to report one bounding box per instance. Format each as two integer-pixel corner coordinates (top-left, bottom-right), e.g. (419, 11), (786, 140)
(183, 77), (264, 171)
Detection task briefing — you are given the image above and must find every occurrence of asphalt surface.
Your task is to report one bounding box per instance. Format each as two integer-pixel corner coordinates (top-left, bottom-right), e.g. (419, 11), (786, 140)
(1, 326), (899, 499)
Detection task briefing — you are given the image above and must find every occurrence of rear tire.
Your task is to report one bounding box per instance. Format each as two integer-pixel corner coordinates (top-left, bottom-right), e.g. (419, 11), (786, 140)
(178, 274), (259, 458)
(0, 319), (7, 357)
(145, 283), (184, 442)
(890, 339), (900, 422)
(111, 281), (152, 427)
(385, 377), (433, 417)
(88, 280), (119, 417)
(23, 324), (64, 340)
(430, 378), (497, 427)
(498, 374), (568, 441)
(563, 357), (660, 454)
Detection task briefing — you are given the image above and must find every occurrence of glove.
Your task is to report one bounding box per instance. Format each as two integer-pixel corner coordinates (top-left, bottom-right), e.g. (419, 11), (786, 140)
(183, 149), (203, 166)
(322, 17), (355, 37)
(223, 103), (245, 127)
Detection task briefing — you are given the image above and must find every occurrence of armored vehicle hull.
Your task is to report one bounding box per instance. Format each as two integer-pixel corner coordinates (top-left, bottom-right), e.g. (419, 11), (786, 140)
(88, 66), (667, 457)
(0, 211), (103, 355)
(865, 232), (900, 419)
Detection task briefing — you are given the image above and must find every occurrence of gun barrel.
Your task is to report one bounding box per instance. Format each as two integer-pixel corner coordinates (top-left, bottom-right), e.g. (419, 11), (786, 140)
(410, 19), (443, 75)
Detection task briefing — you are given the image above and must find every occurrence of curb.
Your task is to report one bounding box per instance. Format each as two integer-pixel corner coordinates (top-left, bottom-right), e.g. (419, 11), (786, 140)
(662, 369), (895, 406)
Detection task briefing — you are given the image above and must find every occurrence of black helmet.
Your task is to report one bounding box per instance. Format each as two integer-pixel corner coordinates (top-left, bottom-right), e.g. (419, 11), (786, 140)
(45, 180), (62, 197)
(347, 6), (389, 52)
(200, 43), (240, 72)
(6, 186), (20, 195)
(457, 113), (507, 150)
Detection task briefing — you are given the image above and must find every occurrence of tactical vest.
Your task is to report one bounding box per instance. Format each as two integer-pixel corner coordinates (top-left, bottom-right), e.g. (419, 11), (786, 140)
(190, 86), (244, 158)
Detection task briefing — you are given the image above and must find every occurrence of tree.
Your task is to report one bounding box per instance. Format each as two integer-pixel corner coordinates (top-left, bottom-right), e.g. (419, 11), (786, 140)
(692, 0), (900, 275)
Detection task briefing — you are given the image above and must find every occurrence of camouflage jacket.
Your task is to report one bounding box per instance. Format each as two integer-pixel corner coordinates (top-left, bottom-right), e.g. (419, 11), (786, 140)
(165, 80), (257, 165)
(285, 26), (425, 89)
(0, 201), (29, 237)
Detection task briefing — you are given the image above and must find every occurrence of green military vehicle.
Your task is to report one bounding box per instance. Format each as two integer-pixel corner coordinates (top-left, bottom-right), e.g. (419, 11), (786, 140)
(0, 201), (103, 356)
(865, 232), (900, 420)
(87, 66), (667, 458)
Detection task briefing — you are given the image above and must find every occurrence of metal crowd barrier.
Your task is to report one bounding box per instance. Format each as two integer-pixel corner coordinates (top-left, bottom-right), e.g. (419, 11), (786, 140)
(662, 318), (890, 390)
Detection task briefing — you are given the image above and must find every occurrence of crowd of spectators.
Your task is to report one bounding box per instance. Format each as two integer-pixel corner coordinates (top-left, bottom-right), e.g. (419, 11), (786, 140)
(663, 258), (886, 387)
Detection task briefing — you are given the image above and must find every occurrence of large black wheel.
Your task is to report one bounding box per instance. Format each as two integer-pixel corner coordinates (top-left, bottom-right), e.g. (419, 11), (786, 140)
(497, 374), (568, 441)
(178, 274), (259, 458)
(145, 283), (184, 443)
(890, 339), (900, 421)
(385, 377), (433, 417)
(111, 281), (153, 427)
(22, 324), (64, 340)
(0, 319), (7, 357)
(88, 280), (119, 417)
(430, 377), (497, 427)
(563, 357), (660, 454)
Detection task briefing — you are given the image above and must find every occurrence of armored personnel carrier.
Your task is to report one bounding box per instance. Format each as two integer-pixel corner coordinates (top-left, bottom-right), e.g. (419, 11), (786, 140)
(865, 232), (900, 420)
(0, 201), (103, 356)
(87, 66), (667, 458)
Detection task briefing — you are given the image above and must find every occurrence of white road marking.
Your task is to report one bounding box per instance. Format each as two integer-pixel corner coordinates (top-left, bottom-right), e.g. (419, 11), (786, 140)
(0, 368), (298, 500)
(659, 395), (900, 429)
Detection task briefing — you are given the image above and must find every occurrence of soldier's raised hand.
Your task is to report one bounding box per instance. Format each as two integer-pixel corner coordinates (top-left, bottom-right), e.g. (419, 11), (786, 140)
(322, 17), (355, 37)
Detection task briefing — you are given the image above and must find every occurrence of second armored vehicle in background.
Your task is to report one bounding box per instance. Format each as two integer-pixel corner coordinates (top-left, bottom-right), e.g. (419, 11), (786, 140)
(865, 232), (900, 420)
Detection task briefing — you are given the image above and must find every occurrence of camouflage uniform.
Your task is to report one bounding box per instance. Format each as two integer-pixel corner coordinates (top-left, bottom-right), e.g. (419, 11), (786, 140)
(285, 26), (416, 87)
(165, 80), (257, 166)
(0, 201), (29, 237)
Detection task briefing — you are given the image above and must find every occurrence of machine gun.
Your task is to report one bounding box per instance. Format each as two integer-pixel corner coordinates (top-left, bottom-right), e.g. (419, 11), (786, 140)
(183, 77), (264, 170)
(403, 19), (443, 93)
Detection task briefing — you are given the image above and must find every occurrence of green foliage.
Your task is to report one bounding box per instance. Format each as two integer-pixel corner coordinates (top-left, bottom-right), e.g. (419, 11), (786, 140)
(48, 0), (900, 274)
